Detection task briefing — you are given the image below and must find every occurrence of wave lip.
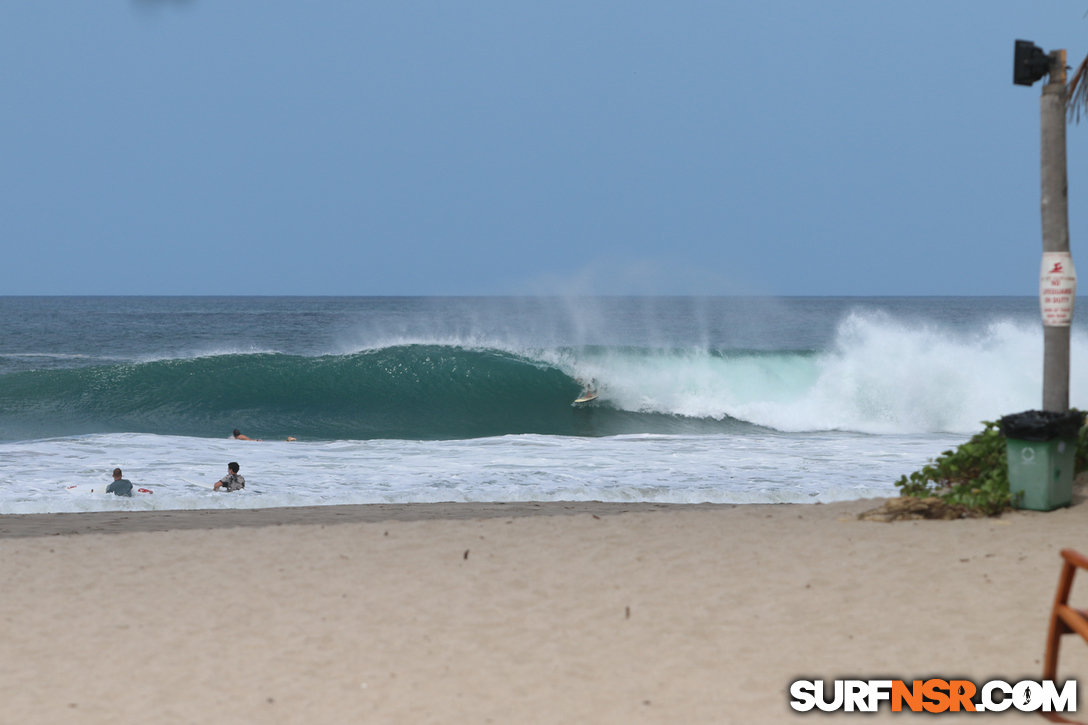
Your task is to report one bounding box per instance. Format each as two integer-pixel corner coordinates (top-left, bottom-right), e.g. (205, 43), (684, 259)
(0, 345), (753, 442)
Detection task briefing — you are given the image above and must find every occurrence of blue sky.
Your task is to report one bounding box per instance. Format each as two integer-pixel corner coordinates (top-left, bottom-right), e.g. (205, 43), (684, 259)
(1, 2), (1086, 296)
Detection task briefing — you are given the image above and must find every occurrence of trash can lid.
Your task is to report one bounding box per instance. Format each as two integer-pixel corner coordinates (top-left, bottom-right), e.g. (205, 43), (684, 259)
(999, 410), (1084, 441)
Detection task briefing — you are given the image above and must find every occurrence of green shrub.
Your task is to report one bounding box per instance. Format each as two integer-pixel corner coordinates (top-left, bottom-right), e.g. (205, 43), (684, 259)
(894, 417), (1088, 517)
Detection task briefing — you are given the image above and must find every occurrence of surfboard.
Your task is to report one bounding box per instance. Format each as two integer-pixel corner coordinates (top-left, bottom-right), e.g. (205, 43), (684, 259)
(65, 483), (110, 495)
(65, 484), (153, 495)
(573, 392), (599, 404)
(182, 477), (250, 492)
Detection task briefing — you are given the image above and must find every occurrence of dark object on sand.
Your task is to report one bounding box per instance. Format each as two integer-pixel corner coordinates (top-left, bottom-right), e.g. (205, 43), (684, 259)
(857, 497), (968, 522)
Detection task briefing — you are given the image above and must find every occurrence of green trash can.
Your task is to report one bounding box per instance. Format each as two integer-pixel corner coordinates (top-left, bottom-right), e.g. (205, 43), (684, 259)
(1000, 410), (1083, 512)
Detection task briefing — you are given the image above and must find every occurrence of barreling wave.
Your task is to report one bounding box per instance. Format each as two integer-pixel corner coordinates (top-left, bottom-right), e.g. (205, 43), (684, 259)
(0, 312), (1079, 442)
(0, 345), (756, 442)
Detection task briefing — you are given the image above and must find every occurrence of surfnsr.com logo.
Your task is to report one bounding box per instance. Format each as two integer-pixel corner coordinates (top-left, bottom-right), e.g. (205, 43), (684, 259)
(789, 679), (1077, 713)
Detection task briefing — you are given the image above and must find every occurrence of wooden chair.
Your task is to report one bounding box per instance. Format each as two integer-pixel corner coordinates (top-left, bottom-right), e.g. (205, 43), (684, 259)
(1043, 549), (1088, 723)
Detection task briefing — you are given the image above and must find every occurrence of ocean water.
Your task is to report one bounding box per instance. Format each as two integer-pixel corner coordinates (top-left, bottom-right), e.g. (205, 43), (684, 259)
(0, 296), (1078, 514)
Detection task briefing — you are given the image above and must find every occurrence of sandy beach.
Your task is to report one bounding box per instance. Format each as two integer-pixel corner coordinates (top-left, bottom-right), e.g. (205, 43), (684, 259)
(3, 497), (1088, 724)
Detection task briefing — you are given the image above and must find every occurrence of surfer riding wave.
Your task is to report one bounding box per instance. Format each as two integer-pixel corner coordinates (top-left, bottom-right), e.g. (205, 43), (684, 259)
(574, 378), (598, 404)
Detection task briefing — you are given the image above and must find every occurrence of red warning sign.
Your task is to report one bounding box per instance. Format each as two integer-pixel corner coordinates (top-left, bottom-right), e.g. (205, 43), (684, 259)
(1040, 252), (1077, 327)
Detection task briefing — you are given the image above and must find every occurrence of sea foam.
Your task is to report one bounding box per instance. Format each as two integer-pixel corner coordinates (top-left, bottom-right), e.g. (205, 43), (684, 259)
(0, 430), (964, 514)
(555, 313), (1066, 435)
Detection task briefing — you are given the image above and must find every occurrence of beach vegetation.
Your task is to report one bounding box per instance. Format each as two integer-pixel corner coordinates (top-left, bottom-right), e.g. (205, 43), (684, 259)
(894, 417), (1088, 517)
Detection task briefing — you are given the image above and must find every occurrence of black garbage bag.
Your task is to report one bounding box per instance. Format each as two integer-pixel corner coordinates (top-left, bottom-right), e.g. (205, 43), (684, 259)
(999, 410), (1084, 442)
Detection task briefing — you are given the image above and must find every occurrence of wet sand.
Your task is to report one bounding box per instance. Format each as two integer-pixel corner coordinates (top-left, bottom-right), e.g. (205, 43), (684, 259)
(2, 497), (1087, 723)
(0, 501), (726, 539)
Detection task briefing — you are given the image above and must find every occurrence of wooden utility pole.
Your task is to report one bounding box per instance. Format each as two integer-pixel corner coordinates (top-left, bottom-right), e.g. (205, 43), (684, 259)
(1040, 49), (1073, 412)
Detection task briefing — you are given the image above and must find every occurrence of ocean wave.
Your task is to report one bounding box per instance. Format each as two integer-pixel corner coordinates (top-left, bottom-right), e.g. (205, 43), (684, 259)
(0, 345), (752, 441)
(0, 312), (1079, 441)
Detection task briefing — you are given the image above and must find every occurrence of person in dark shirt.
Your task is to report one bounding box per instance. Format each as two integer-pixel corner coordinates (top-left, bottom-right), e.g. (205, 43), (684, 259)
(215, 461), (246, 492)
(106, 468), (133, 497)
